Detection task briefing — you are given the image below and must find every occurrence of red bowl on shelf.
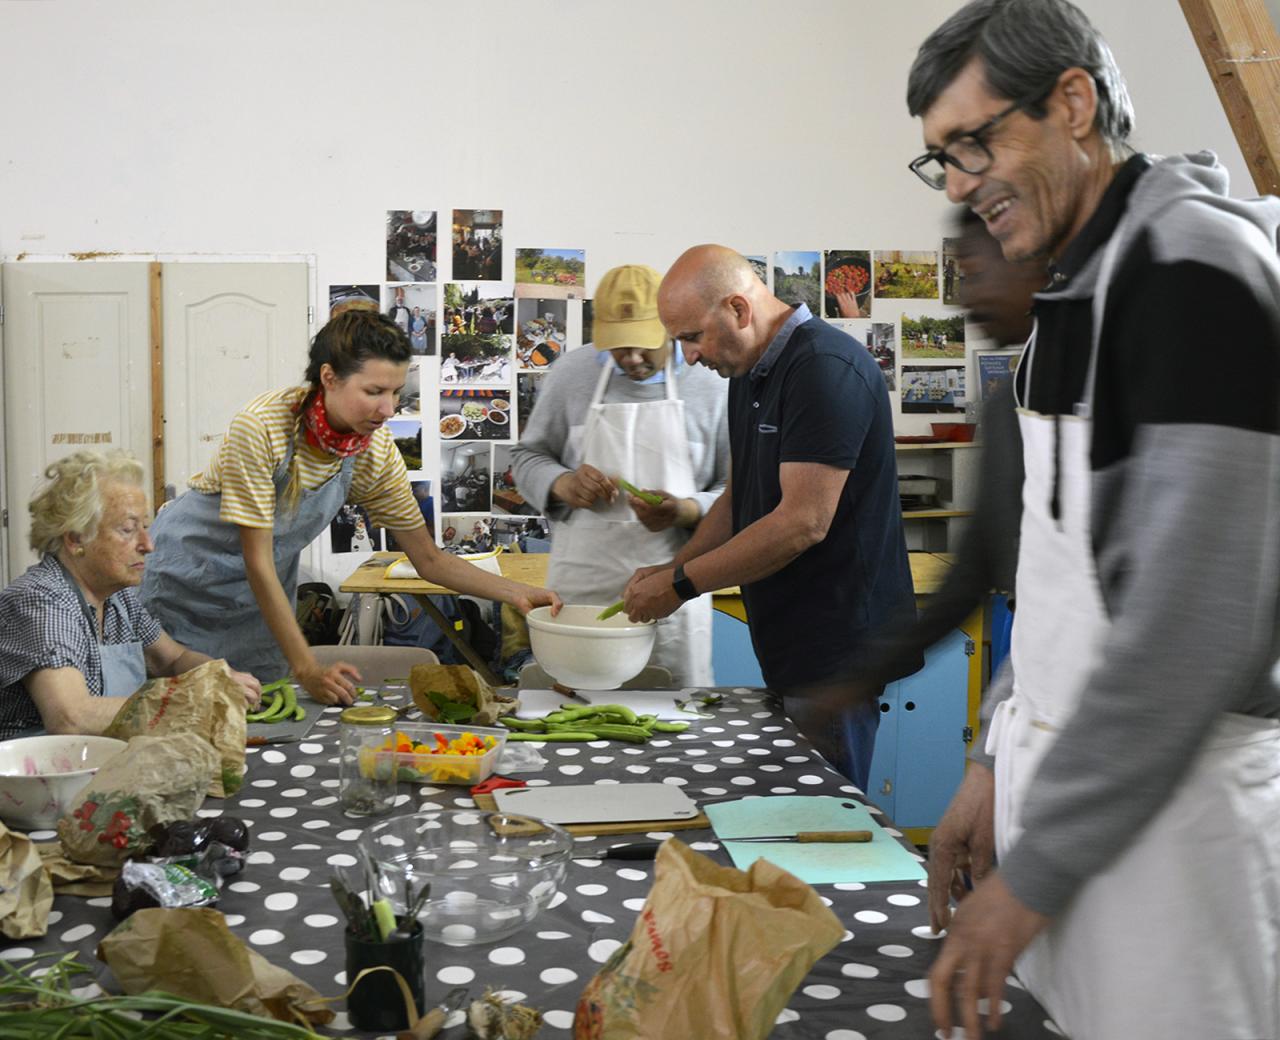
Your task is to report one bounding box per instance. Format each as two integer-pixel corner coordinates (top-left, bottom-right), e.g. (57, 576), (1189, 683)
(930, 422), (977, 442)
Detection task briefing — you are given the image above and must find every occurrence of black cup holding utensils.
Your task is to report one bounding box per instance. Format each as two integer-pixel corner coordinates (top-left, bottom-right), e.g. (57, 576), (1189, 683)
(344, 923), (425, 1032)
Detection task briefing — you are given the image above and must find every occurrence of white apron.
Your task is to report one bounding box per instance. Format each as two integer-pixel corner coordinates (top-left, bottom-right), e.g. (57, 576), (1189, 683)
(546, 357), (713, 687)
(988, 312), (1280, 1038)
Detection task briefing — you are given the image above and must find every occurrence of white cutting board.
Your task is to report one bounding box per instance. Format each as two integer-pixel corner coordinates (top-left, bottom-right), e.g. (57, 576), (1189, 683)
(492, 783), (699, 824)
(515, 688), (693, 722)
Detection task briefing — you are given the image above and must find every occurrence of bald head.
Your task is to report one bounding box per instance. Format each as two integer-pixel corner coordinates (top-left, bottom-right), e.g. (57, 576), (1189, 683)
(658, 244), (790, 379)
(659, 244), (762, 315)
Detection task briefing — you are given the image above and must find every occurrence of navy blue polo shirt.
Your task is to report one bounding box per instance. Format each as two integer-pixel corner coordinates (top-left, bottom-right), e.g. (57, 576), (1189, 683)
(728, 306), (915, 689)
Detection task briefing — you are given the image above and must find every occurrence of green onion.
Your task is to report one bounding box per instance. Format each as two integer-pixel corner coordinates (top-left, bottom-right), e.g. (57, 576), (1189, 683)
(615, 478), (663, 506)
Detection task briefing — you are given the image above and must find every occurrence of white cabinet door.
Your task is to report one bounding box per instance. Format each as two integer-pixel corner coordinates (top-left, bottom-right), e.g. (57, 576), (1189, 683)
(2, 263), (152, 579)
(161, 263), (310, 496)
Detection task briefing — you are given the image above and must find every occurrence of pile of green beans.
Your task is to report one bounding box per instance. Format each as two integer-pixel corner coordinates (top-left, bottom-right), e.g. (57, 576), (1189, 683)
(500, 703), (688, 743)
(246, 679), (305, 724)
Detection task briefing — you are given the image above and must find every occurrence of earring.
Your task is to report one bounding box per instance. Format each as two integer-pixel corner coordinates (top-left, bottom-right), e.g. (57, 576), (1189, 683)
(74, 546), (85, 556)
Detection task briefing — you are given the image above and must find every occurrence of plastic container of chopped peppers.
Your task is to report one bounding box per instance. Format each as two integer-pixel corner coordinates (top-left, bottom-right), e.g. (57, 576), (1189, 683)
(360, 723), (508, 785)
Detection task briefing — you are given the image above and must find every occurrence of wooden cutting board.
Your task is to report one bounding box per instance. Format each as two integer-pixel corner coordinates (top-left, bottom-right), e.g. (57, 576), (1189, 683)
(474, 793), (710, 837)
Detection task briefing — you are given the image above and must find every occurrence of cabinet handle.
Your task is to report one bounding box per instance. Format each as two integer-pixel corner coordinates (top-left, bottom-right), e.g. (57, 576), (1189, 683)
(880, 779), (893, 795)
(879, 702), (891, 714)
(904, 701), (916, 711)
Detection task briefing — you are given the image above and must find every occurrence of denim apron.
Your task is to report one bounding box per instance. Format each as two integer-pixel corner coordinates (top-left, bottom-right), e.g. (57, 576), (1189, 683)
(142, 439), (355, 682)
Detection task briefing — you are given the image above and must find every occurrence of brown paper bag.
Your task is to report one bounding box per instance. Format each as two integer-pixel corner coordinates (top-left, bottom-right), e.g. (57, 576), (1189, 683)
(410, 664), (517, 726)
(35, 843), (118, 897)
(574, 839), (845, 1040)
(57, 732), (218, 867)
(0, 823), (53, 939)
(104, 659), (248, 797)
(97, 906), (334, 1027)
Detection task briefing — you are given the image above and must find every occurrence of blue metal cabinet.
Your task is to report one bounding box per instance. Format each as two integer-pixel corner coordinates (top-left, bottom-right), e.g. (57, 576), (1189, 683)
(711, 608), (765, 687)
(867, 627), (971, 829)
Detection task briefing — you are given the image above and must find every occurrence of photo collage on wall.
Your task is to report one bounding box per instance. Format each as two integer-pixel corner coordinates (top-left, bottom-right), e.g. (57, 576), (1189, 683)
(322, 207), (584, 555)
(757, 240), (986, 424)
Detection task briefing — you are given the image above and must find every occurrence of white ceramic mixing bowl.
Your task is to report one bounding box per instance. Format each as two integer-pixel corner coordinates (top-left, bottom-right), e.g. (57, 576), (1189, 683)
(525, 605), (657, 690)
(0, 734), (128, 830)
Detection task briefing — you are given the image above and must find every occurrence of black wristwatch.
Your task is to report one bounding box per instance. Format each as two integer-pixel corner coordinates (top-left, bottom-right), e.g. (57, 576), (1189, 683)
(672, 564), (699, 601)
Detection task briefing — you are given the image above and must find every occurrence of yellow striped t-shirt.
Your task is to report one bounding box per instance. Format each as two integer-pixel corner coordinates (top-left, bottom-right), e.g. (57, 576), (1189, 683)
(188, 386), (425, 531)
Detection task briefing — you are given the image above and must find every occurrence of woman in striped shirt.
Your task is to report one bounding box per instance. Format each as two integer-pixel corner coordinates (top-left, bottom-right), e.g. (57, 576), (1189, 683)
(141, 310), (559, 705)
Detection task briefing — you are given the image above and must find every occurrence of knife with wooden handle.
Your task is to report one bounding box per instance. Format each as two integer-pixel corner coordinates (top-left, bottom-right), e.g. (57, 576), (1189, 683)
(720, 830), (874, 843)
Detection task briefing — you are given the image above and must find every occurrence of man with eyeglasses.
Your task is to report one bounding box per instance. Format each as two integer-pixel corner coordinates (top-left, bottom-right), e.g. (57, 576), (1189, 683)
(906, 2), (1280, 1038)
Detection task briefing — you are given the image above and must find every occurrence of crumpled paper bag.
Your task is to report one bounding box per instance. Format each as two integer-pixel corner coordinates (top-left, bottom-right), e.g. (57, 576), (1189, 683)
(104, 659), (247, 797)
(97, 906), (334, 1027)
(57, 732), (218, 867)
(0, 823), (53, 939)
(410, 664), (517, 726)
(36, 844), (118, 897)
(574, 839), (845, 1040)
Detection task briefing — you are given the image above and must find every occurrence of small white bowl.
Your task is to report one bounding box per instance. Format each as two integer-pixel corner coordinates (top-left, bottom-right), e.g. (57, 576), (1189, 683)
(0, 734), (128, 830)
(525, 605), (657, 690)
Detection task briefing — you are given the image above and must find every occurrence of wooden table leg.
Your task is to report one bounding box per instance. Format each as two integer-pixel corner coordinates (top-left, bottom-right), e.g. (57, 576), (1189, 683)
(411, 593), (505, 687)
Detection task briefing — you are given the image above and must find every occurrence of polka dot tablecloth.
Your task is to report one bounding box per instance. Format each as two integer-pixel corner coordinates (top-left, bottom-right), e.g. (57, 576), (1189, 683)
(10, 688), (1062, 1039)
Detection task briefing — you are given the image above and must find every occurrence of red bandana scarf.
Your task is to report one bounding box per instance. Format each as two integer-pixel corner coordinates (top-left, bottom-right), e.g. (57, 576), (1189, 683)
(299, 392), (372, 458)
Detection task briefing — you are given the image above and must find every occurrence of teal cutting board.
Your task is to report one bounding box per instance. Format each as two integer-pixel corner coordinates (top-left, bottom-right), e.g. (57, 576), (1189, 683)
(705, 796), (926, 884)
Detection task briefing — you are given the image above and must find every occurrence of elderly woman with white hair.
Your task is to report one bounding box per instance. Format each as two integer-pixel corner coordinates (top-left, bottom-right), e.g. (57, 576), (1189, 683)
(0, 451), (261, 741)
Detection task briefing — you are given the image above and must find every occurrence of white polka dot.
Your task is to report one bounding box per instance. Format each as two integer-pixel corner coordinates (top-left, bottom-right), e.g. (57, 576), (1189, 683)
(298, 742), (324, 753)
(544, 1010), (575, 1028)
(760, 765), (783, 772)
(280, 787), (307, 798)
(576, 884), (608, 896)
(615, 868), (647, 882)
(770, 786), (797, 794)
(645, 832), (674, 840)
(622, 898), (646, 911)
(878, 944), (913, 958)
(441, 925), (477, 942)
(295, 843), (321, 851)
(247, 851), (276, 865)
(264, 893), (298, 912)
(228, 880), (260, 893)
(887, 893), (920, 906)
(588, 939), (622, 963)
(730, 776), (755, 786)
(797, 774), (825, 785)
(548, 892), (568, 909)
(625, 765), (650, 775)
(238, 798), (266, 808)
(589, 756), (614, 764)
(722, 756), (745, 764)
(555, 747), (581, 756)
(249, 929), (284, 945)
(278, 867), (310, 882)
(912, 925), (945, 940)
(47, 911), (63, 926)
(59, 924), (96, 943)
(842, 963), (879, 979)
(290, 950), (327, 966)
(251, 779), (277, 788)
(582, 910), (615, 924)
(335, 829), (362, 841)
(866, 1004), (907, 1022)
(540, 968), (578, 985)
(327, 853), (357, 867)
(0, 948), (34, 960)
(491, 989), (527, 1003)
(773, 739), (796, 747)
(825, 1032), (867, 1040)
(260, 750), (286, 765)
(559, 765), (583, 776)
(84, 897), (111, 908)
(688, 842), (718, 852)
(976, 999), (1012, 1016)
(223, 914), (245, 926)
(775, 1008), (800, 1024)
(301, 819), (329, 830)
(803, 984), (841, 1000)
(257, 831), (287, 842)
(437, 965), (475, 984)
(704, 787), (727, 795)
(304, 914), (339, 928)
(488, 947), (525, 966)
(854, 910), (887, 924)
(904, 978), (930, 999)
(662, 776), (687, 786)
(537, 931), (570, 940)
(692, 764), (717, 773)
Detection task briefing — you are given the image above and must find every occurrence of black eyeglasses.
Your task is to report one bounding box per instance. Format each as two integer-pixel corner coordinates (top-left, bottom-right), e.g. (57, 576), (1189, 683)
(908, 93), (1041, 190)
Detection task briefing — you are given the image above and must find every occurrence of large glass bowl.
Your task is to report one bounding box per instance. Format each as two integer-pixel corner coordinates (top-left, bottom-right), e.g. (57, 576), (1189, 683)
(359, 810), (573, 946)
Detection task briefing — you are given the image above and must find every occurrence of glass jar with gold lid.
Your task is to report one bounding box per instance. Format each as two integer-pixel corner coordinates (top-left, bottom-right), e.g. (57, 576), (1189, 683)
(338, 705), (398, 816)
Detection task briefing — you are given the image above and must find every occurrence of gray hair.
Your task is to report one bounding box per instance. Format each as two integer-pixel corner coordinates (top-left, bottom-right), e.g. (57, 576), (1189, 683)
(907, 0), (1134, 147)
(28, 450), (145, 556)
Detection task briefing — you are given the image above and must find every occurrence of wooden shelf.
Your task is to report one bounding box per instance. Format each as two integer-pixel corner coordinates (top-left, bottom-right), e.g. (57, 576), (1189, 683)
(895, 441), (982, 451)
(902, 509), (974, 520)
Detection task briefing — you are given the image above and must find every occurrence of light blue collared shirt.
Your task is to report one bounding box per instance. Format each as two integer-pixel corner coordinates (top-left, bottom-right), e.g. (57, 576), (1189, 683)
(750, 303), (812, 381)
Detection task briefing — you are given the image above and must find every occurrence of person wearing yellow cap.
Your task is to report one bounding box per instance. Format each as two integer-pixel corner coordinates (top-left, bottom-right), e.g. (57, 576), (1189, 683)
(511, 265), (729, 685)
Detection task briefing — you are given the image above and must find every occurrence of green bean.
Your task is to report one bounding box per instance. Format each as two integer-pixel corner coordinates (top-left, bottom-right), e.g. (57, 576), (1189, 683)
(245, 691), (281, 722)
(499, 717), (546, 731)
(651, 721), (690, 733)
(505, 731), (599, 741)
(582, 723), (651, 743)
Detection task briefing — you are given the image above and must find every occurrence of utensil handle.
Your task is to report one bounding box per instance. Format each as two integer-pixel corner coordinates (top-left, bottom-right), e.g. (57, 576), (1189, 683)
(796, 830), (874, 843)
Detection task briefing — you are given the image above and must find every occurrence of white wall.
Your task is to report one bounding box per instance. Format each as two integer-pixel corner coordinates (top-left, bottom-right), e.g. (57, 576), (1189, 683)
(0, 0), (1251, 588)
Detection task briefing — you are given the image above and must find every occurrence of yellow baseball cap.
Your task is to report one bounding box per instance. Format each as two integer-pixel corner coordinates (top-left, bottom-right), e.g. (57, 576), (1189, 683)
(592, 265), (668, 351)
